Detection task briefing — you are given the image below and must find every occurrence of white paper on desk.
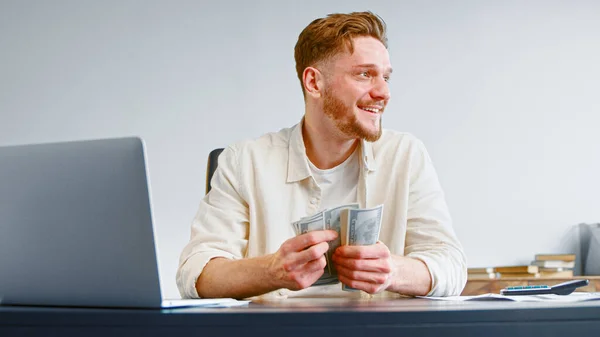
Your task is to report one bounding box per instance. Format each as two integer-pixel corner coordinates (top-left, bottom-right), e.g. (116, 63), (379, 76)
(421, 292), (600, 303)
(162, 298), (251, 308)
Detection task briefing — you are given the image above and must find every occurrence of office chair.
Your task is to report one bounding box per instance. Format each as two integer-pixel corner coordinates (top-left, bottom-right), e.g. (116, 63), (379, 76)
(206, 148), (224, 194)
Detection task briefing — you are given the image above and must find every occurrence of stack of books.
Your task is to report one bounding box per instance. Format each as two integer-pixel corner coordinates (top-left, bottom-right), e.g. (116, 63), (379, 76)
(531, 254), (575, 278)
(467, 267), (497, 280)
(495, 265), (540, 278)
(467, 254), (576, 280)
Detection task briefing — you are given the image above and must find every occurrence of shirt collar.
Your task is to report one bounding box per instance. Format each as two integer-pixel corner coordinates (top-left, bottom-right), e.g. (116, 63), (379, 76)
(360, 138), (378, 172)
(287, 120), (312, 183)
(286, 119), (378, 183)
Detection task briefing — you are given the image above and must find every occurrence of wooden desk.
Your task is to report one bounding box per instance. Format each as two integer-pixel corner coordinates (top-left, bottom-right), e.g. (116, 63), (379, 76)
(2, 297), (600, 337)
(463, 276), (600, 295)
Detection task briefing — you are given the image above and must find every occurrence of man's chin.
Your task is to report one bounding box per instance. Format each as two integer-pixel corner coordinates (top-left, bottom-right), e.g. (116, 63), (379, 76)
(361, 131), (382, 142)
(334, 118), (382, 142)
(358, 123), (382, 142)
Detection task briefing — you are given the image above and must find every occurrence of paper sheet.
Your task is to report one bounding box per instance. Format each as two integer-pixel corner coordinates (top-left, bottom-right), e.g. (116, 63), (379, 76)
(422, 292), (600, 302)
(162, 298), (251, 308)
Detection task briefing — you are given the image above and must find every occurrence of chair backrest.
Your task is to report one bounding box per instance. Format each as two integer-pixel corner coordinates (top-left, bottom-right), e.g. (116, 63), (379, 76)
(206, 148), (224, 194)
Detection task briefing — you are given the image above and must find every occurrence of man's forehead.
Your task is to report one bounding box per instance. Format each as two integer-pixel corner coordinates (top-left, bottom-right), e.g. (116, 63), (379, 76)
(333, 38), (392, 71)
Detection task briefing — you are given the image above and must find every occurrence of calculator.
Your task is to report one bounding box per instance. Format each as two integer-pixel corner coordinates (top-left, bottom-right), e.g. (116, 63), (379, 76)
(500, 279), (589, 296)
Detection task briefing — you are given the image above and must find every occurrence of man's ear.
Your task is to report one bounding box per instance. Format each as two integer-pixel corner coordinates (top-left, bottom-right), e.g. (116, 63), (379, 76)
(302, 66), (324, 98)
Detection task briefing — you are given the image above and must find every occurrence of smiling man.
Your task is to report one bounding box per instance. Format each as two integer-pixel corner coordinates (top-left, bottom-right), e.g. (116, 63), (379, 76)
(177, 11), (467, 299)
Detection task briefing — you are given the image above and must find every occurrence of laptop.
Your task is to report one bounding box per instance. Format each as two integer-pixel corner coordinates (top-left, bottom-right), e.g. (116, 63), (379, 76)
(0, 137), (245, 309)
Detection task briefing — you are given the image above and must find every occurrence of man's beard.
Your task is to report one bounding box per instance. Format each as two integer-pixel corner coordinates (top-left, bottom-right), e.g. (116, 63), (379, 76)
(322, 87), (382, 142)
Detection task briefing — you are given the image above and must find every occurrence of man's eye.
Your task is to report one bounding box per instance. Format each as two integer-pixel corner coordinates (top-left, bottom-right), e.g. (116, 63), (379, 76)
(360, 71), (370, 77)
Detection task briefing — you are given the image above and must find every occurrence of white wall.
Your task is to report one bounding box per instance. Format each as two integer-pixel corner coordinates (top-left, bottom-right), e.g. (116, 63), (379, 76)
(1, 0), (599, 298)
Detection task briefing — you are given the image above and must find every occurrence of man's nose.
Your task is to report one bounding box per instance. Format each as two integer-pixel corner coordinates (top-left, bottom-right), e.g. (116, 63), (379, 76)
(370, 77), (391, 102)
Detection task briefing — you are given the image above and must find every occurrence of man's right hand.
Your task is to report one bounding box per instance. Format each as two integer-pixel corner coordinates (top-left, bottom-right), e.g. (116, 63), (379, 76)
(267, 230), (338, 290)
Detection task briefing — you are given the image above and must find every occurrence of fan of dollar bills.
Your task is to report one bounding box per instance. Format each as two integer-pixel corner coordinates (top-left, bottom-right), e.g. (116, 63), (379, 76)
(291, 204), (384, 289)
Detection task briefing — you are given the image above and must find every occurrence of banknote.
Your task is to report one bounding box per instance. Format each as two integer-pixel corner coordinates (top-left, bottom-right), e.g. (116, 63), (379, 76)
(339, 204), (384, 291)
(297, 213), (325, 234)
(293, 212), (321, 235)
(342, 205), (383, 246)
(290, 204), (383, 289)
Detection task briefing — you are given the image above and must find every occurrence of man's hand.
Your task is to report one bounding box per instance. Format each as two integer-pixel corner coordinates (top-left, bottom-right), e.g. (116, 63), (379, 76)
(267, 230), (338, 290)
(332, 242), (394, 294)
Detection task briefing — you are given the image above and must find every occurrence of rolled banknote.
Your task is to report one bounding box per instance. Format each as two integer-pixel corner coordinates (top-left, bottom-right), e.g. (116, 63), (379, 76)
(324, 203), (359, 276)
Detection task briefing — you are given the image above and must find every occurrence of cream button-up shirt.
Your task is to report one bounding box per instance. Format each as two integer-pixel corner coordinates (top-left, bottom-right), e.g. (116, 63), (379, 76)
(176, 121), (467, 299)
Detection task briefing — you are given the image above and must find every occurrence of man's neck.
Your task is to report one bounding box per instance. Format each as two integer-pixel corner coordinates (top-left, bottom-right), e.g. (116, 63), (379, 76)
(302, 117), (359, 170)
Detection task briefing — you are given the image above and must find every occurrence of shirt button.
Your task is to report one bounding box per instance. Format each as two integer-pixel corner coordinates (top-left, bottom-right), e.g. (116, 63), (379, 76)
(310, 199), (317, 205)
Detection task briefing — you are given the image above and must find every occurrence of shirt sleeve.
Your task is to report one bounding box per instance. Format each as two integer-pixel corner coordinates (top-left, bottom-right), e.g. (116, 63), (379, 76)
(176, 145), (250, 298)
(404, 139), (467, 297)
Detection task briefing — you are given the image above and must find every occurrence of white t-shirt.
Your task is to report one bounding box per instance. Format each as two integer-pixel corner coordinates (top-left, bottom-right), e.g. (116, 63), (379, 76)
(308, 148), (359, 211)
(301, 148), (361, 298)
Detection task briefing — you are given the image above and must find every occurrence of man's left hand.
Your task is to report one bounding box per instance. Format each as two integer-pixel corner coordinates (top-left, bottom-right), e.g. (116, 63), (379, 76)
(332, 242), (394, 294)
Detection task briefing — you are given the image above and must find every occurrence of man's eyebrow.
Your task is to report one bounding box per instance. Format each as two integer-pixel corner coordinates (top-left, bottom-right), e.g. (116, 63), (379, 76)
(353, 64), (393, 73)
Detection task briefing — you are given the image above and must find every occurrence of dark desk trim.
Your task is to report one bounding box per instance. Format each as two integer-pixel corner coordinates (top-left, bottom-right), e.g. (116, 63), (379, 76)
(2, 298), (600, 337)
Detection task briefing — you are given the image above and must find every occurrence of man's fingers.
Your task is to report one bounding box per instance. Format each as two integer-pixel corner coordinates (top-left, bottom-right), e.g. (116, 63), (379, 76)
(334, 242), (389, 259)
(335, 264), (389, 284)
(302, 255), (328, 273)
(282, 241), (329, 271)
(296, 241), (329, 264)
(332, 256), (391, 273)
(286, 230), (338, 252)
(337, 274), (386, 295)
(285, 256), (327, 290)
